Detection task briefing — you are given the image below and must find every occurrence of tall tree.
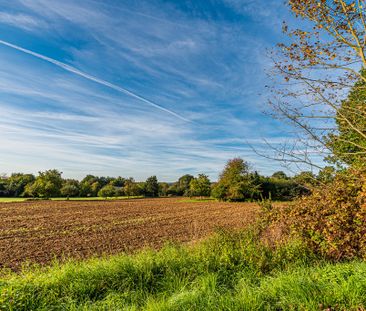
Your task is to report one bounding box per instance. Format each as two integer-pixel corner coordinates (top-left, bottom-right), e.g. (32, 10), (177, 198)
(167, 174), (194, 196)
(327, 70), (366, 167)
(262, 0), (366, 172)
(124, 178), (140, 197)
(61, 179), (80, 198)
(158, 182), (170, 197)
(212, 158), (259, 201)
(6, 173), (35, 197)
(189, 174), (211, 197)
(0, 176), (8, 197)
(24, 169), (63, 198)
(144, 176), (159, 197)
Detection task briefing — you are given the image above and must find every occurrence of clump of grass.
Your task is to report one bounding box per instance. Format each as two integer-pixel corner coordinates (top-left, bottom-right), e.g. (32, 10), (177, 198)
(1, 228), (365, 310)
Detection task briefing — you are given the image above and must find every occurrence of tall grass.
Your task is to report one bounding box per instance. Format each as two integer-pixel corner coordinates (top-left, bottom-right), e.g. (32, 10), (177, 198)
(1, 229), (366, 310)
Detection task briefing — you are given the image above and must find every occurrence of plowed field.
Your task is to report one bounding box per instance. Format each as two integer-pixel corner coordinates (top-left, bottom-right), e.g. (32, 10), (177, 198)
(0, 198), (259, 270)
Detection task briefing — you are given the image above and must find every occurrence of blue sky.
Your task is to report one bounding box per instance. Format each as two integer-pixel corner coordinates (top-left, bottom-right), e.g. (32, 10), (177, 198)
(0, 0), (296, 181)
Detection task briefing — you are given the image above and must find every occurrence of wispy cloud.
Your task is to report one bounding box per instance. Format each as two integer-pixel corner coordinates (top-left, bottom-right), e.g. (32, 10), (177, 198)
(0, 0), (296, 179)
(0, 12), (46, 31)
(0, 39), (190, 122)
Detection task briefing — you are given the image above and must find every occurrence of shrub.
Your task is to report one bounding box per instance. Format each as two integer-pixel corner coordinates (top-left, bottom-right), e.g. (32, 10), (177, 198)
(98, 185), (116, 198)
(270, 169), (366, 261)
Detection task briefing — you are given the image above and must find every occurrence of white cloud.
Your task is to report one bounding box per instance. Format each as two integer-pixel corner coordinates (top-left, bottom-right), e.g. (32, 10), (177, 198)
(0, 12), (46, 31)
(0, 0), (297, 179)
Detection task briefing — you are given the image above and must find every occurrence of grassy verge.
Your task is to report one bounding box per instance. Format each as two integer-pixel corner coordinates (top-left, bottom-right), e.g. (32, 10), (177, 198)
(0, 198), (28, 203)
(0, 196), (143, 203)
(2, 229), (366, 310)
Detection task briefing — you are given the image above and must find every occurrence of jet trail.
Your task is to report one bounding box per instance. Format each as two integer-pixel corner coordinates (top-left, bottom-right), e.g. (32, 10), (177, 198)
(0, 39), (190, 122)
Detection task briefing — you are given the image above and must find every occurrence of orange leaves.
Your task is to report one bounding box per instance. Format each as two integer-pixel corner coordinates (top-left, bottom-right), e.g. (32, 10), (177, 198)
(265, 169), (366, 261)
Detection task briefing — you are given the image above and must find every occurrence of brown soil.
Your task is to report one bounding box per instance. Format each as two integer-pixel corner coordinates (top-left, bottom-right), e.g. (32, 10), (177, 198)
(0, 198), (259, 270)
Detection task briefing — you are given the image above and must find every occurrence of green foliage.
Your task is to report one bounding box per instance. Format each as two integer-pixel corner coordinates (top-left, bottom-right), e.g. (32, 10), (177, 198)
(5, 228), (366, 310)
(211, 182), (226, 199)
(61, 179), (80, 197)
(110, 176), (126, 187)
(97, 184), (116, 198)
(327, 69), (366, 167)
(79, 175), (100, 197)
(23, 170), (63, 198)
(212, 158), (260, 201)
(271, 171), (288, 179)
(6, 173), (35, 197)
(144, 176), (159, 197)
(271, 168), (366, 261)
(317, 166), (336, 184)
(168, 174), (194, 196)
(0, 164), (312, 201)
(188, 174), (211, 197)
(78, 176), (116, 197)
(293, 171), (317, 188)
(260, 177), (303, 201)
(0, 177), (8, 196)
(0, 229), (324, 311)
(124, 178), (141, 197)
(158, 182), (170, 197)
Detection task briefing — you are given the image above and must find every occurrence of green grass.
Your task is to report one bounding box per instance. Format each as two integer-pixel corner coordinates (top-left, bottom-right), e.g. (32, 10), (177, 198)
(2, 228), (366, 310)
(0, 198), (28, 202)
(0, 196), (143, 203)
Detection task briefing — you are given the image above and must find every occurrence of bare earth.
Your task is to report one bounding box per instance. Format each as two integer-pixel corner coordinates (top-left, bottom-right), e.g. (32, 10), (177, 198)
(0, 198), (259, 270)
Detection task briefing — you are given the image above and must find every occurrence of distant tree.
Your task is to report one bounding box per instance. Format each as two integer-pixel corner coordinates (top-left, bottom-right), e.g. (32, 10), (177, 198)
(167, 184), (179, 196)
(211, 182), (226, 200)
(167, 175), (193, 196)
(317, 166), (337, 184)
(110, 177), (126, 187)
(90, 181), (102, 197)
(293, 171), (317, 189)
(261, 177), (303, 201)
(78, 175), (113, 196)
(212, 158), (259, 201)
(158, 182), (170, 197)
(326, 70), (366, 168)
(6, 173), (35, 197)
(61, 179), (80, 198)
(124, 178), (141, 197)
(81, 175), (98, 184)
(98, 176), (114, 188)
(144, 176), (159, 197)
(24, 169), (63, 198)
(271, 171), (288, 180)
(79, 182), (92, 197)
(177, 174), (194, 196)
(0, 176), (8, 197)
(98, 184), (116, 198)
(188, 174), (211, 197)
(79, 175), (98, 197)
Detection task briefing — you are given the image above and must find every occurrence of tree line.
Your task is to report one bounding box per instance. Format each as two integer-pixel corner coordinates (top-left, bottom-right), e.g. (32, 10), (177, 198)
(0, 158), (334, 201)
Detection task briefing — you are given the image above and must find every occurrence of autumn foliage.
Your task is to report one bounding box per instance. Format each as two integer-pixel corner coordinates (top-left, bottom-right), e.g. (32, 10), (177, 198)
(268, 169), (366, 260)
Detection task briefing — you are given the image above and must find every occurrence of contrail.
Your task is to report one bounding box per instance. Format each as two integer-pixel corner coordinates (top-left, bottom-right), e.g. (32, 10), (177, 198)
(0, 39), (190, 122)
